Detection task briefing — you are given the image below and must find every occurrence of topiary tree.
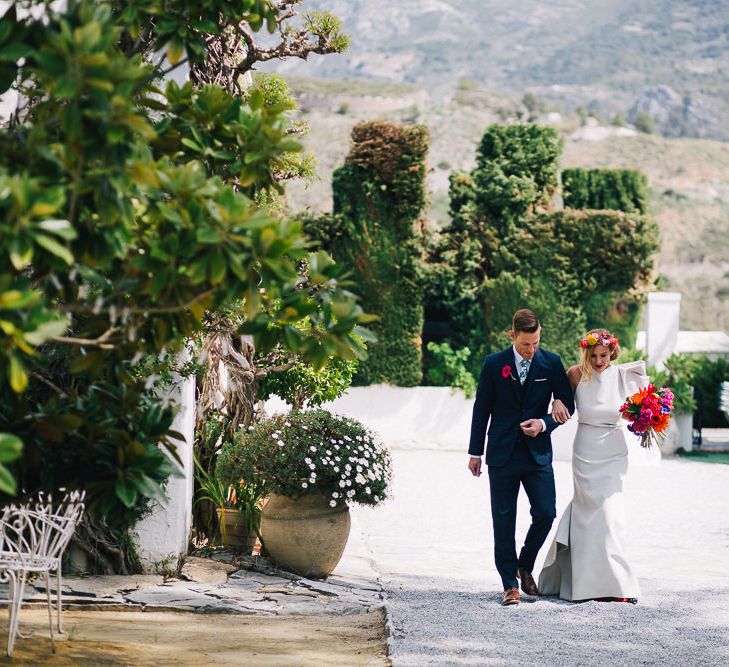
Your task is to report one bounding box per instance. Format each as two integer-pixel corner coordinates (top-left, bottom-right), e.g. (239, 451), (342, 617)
(0, 0), (366, 572)
(305, 121), (430, 387)
(425, 124), (659, 376)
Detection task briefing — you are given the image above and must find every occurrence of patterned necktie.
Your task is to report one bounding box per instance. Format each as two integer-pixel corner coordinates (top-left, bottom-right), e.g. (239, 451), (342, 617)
(519, 358), (529, 385)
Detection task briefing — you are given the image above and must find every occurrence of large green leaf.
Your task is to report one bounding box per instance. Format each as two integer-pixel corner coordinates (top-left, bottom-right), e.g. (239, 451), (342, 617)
(0, 466), (17, 495)
(32, 233), (74, 265)
(0, 433), (22, 464)
(115, 479), (139, 509)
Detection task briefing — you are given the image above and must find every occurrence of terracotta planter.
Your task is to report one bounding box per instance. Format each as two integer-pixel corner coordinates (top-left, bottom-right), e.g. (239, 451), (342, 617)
(260, 493), (350, 578)
(216, 508), (258, 551)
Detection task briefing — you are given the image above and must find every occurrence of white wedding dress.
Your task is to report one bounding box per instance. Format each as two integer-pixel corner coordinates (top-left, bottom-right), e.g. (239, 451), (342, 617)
(538, 361), (647, 600)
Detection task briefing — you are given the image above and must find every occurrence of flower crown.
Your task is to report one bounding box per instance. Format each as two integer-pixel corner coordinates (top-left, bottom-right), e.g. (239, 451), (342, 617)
(579, 331), (618, 349)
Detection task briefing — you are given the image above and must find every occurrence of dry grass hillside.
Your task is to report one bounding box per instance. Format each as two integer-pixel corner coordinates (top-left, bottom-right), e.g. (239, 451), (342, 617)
(281, 76), (729, 332)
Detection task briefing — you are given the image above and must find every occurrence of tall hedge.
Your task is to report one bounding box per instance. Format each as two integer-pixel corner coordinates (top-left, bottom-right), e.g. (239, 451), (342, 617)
(306, 121), (429, 386)
(562, 168), (649, 214)
(562, 167), (651, 343)
(425, 125), (659, 371)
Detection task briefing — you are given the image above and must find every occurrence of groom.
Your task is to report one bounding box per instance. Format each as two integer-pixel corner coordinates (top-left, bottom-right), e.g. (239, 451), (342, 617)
(468, 308), (573, 606)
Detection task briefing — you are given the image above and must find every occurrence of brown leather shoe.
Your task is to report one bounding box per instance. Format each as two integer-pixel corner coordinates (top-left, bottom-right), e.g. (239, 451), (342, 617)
(518, 568), (540, 596)
(502, 587), (520, 606)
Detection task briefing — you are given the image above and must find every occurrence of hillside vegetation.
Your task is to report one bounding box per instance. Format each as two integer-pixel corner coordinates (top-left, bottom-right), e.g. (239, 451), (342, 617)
(280, 75), (729, 333)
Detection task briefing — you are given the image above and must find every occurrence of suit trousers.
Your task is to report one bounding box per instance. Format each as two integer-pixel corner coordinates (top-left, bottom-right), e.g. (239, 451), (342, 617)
(488, 437), (556, 590)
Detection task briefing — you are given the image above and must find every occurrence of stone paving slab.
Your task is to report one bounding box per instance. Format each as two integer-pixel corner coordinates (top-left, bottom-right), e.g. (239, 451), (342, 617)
(6, 548), (384, 619)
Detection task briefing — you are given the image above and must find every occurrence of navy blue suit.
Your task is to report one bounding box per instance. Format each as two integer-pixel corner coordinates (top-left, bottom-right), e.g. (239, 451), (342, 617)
(468, 346), (574, 590)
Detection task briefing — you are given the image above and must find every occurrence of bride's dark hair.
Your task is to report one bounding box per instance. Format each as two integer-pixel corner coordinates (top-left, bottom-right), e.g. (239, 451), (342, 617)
(579, 328), (621, 382)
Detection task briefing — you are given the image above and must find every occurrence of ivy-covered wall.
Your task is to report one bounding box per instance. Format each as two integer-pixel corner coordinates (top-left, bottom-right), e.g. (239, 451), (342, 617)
(305, 121), (430, 386)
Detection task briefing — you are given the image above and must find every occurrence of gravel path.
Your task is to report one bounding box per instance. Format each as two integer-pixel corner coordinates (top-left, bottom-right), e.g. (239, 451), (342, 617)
(350, 449), (729, 666)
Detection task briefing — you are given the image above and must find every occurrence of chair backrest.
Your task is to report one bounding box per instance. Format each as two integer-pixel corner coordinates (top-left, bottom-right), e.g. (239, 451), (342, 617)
(0, 490), (85, 566)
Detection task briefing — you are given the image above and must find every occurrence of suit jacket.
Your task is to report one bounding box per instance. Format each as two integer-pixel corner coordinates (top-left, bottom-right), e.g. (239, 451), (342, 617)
(468, 347), (574, 467)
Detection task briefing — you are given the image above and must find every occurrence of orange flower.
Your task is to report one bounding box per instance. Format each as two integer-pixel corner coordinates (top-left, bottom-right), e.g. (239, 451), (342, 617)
(631, 384), (655, 405)
(651, 414), (671, 433)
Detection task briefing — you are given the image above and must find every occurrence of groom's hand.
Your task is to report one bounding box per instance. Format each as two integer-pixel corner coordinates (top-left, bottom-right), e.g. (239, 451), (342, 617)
(468, 457), (482, 477)
(520, 419), (543, 438)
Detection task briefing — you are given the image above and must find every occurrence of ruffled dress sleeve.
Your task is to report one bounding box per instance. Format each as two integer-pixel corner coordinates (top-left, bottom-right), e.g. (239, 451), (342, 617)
(617, 360), (649, 397)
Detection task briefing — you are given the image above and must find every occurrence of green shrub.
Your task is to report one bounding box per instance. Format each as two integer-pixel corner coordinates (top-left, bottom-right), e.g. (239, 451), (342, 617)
(257, 356), (358, 410)
(649, 354), (697, 414)
(425, 342), (477, 397)
(216, 409), (392, 506)
(691, 356), (729, 427)
(634, 111), (656, 134)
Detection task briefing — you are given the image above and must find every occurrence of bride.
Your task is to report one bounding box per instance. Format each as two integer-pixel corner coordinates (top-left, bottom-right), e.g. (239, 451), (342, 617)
(539, 329), (645, 603)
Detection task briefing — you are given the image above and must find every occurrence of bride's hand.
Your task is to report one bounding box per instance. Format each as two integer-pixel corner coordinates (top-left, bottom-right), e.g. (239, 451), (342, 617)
(551, 399), (570, 424)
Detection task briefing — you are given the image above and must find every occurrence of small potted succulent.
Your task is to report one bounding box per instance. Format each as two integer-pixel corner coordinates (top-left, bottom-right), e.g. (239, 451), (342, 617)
(216, 409), (392, 578)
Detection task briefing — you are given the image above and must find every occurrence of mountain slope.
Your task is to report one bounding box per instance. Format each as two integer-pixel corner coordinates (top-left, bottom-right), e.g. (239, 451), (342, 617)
(265, 1), (729, 140)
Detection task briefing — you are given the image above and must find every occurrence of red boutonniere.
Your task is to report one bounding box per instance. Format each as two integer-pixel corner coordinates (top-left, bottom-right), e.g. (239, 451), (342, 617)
(502, 365), (516, 381)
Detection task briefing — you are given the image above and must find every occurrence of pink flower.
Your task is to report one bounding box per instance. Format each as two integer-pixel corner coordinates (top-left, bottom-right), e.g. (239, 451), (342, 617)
(502, 365), (512, 379)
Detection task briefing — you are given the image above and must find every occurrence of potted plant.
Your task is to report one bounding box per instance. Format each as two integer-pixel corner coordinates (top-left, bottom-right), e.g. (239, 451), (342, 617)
(194, 455), (264, 552)
(216, 409), (392, 578)
(650, 354), (697, 454)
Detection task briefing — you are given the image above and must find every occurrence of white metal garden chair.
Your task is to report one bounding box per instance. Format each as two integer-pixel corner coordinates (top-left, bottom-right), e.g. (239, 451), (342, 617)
(0, 489), (85, 656)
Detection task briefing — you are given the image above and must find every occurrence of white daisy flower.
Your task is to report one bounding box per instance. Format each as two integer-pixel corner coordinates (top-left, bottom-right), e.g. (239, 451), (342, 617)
(329, 500), (337, 507)
(301, 482), (308, 488)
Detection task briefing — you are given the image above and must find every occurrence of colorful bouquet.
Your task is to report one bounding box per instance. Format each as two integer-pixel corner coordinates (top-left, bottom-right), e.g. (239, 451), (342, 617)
(619, 384), (674, 448)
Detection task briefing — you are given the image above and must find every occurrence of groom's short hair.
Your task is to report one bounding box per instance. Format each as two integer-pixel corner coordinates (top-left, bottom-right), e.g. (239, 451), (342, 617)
(512, 309), (540, 334)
